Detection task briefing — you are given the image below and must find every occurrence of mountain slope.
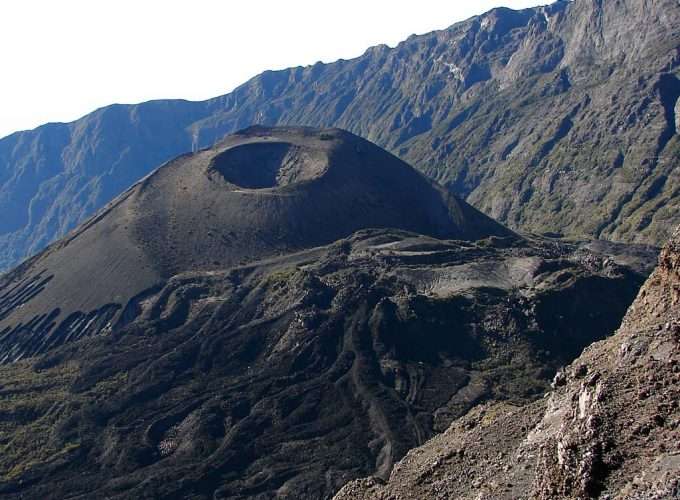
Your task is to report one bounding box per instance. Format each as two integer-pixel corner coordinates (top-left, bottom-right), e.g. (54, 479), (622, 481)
(335, 225), (680, 500)
(1, 0), (679, 272)
(0, 126), (510, 364)
(0, 128), (652, 499)
(0, 233), (647, 500)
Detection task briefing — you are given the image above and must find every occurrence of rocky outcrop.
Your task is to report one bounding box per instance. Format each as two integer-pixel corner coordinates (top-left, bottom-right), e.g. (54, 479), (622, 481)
(530, 226), (680, 499)
(335, 226), (680, 499)
(1, 0), (679, 272)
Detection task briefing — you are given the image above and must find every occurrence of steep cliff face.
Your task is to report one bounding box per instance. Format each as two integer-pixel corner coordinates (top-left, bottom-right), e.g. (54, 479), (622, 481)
(335, 226), (680, 500)
(1, 0), (679, 271)
(528, 225), (680, 499)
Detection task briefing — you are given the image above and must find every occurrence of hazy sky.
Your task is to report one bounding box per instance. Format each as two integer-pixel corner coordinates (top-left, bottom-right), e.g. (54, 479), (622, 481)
(0, 0), (542, 139)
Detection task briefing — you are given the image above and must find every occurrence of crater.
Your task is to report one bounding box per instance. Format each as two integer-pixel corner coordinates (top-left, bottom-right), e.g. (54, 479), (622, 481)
(209, 142), (327, 189)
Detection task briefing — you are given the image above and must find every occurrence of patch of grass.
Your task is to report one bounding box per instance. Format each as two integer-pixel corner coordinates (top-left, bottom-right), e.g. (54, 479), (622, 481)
(265, 267), (299, 285)
(0, 361), (80, 480)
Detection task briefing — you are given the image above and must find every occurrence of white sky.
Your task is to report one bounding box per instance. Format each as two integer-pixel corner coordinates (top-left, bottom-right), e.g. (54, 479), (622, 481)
(0, 0), (542, 139)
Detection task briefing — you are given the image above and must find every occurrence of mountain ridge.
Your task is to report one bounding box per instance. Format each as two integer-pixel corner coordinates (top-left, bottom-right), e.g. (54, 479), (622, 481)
(1, 0), (679, 273)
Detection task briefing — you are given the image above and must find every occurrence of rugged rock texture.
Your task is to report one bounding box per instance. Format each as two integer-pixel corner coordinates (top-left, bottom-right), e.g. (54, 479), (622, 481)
(1, 0), (679, 271)
(335, 226), (680, 500)
(0, 128), (653, 499)
(0, 230), (648, 500)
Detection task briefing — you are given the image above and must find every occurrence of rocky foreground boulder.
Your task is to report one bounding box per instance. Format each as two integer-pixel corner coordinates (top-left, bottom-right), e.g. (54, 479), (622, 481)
(335, 226), (680, 499)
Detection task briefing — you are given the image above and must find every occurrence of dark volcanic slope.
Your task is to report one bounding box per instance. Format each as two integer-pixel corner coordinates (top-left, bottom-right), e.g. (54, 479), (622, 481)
(0, 126), (509, 364)
(0, 228), (648, 500)
(1, 0), (679, 271)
